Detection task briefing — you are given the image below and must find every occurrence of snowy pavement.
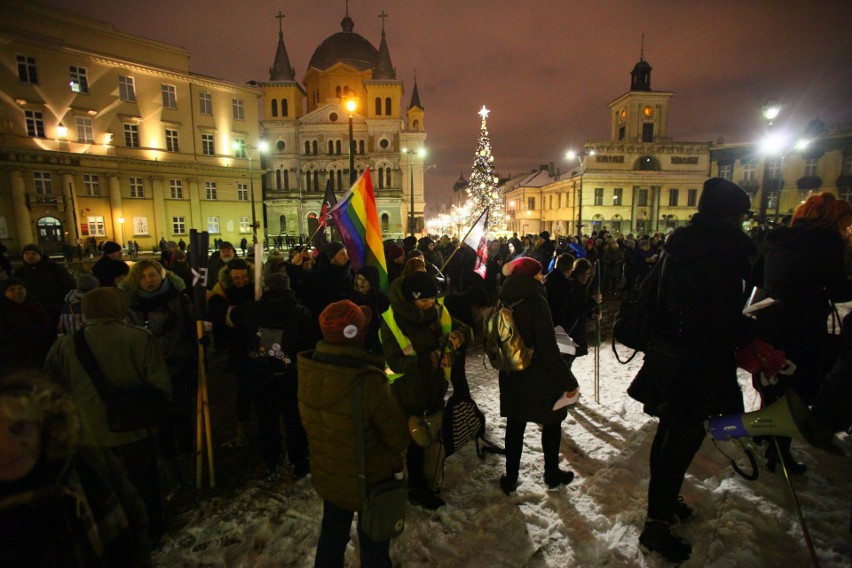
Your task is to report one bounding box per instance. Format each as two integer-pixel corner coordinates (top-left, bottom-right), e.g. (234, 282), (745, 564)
(153, 342), (852, 567)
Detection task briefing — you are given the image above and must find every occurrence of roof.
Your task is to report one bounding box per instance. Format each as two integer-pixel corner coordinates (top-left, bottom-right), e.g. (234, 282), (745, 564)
(308, 16), (378, 71)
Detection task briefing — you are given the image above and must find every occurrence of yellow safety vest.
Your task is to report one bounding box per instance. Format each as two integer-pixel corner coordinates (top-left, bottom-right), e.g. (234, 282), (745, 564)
(381, 298), (453, 384)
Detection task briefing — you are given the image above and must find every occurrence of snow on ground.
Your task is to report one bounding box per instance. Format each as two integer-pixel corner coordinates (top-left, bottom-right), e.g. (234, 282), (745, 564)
(154, 342), (852, 567)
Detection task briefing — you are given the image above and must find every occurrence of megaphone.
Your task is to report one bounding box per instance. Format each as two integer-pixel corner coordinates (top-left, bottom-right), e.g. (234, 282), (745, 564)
(408, 411), (443, 448)
(707, 392), (810, 442)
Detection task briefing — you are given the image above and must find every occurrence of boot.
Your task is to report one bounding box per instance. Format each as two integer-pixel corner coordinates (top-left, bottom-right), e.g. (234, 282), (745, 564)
(235, 421), (251, 447)
(499, 475), (518, 496)
(408, 485), (445, 510)
(674, 496), (694, 523)
(639, 519), (691, 563)
(544, 469), (575, 489)
(765, 438), (807, 475)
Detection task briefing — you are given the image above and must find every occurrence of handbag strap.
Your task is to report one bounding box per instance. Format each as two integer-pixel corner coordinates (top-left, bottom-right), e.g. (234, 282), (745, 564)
(352, 374), (369, 509)
(73, 329), (118, 401)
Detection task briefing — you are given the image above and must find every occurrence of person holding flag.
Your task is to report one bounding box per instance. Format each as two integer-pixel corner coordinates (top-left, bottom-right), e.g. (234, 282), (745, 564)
(313, 180), (338, 251)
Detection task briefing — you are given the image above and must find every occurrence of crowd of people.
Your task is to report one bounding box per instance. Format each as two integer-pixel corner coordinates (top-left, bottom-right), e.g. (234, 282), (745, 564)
(0, 180), (850, 566)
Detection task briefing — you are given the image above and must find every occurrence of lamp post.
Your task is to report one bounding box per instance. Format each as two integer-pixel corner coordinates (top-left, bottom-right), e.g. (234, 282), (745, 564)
(233, 140), (269, 244)
(346, 99), (358, 186)
(117, 216), (125, 251)
(402, 147), (426, 237)
(566, 149), (595, 239)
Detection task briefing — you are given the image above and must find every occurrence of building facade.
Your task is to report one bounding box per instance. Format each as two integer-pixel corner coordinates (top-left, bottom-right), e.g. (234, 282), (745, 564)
(259, 10), (426, 241)
(0, 0), (262, 254)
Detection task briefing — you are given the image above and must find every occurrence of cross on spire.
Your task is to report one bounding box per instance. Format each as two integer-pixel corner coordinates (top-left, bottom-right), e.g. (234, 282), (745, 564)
(379, 10), (388, 31)
(640, 32), (645, 60)
(275, 11), (285, 35)
(345, 0), (350, 17)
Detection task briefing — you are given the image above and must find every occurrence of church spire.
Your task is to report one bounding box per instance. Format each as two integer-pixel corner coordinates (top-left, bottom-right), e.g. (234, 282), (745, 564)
(408, 71), (423, 110)
(373, 10), (396, 80)
(269, 11), (295, 81)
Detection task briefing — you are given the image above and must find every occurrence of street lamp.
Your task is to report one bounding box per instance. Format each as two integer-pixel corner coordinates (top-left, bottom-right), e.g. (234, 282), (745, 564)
(117, 217), (125, 250)
(346, 98), (358, 186)
(566, 148), (595, 239)
(233, 140), (269, 244)
(402, 147), (426, 237)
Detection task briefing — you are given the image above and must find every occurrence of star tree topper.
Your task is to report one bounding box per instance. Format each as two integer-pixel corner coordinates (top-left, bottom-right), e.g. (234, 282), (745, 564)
(478, 106), (490, 120)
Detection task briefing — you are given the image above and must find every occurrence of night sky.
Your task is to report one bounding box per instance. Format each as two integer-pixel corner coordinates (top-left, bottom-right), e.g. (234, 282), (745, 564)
(41, 0), (852, 209)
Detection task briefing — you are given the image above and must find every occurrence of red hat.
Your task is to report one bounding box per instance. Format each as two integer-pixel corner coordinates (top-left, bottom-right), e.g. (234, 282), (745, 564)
(319, 300), (372, 346)
(502, 257), (542, 278)
(386, 244), (405, 261)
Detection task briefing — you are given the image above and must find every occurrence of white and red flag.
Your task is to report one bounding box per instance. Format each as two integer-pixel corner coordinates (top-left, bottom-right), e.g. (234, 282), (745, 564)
(463, 207), (489, 279)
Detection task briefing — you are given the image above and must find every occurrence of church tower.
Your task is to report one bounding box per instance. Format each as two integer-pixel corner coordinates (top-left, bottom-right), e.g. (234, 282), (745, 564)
(608, 42), (674, 144)
(407, 75), (425, 132)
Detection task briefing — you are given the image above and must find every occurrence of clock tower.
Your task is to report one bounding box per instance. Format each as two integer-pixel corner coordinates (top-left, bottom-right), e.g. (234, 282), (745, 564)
(608, 52), (674, 144)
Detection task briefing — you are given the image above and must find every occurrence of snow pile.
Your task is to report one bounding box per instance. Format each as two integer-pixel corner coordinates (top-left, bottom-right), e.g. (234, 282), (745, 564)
(154, 342), (851, 567)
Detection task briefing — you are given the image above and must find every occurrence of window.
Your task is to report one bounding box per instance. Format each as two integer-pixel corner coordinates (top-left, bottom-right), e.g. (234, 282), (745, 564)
(328, 140), (334, 155)
(202, 133), (215, 156)
(336, 140), (342, 155)
(312, 141), (318, 155)
(613, 187), (623, 206)
(687, 188), (698, 207)
(385, 97), (392, 115)
(75, 117), (94, 143)
(642, 123), (654, 143)
(240, 216), (251, 233)
(618, 125), (625, 141)
(205, 181), (217, 200)
(25, 110), (45, 138)
(279, 215), (287, 233)
(527, 197), (535, 211)
(232, 98), (245, 120)
(768, 160), (782, 180)
(119, 76), (136, 102)
(669, 188), (679, 206)
(375, 97), (382, 115)
(69, 66), (88, 94)
(161, 84), (177, 109)
(358, 140), (365, 154)
(17, 55), (38, 84)
(276, 140), (285, 152)
(83, 174), (100, 196)
(172, 216), (186, 234)
(549, 195), (553, 210)
(594, 187), (604, 206)
(281, 99), (289, 117)
(237, 183), (248, 201)
(839, 186), (852, 202)
(637, 189), (648, 206)
(234, 137), (246, 158)
(123, 124), (139, 148)
(199, 92), (212, 115)
(719, 164), (733, 180)
(283, 170), (289, 190)
(87, 216), (105, 237)
(381, 213), (389, 232)
(165, 129), (179, 152)
(803, 158), (818, 177)
(304, 141), (311, 155)
(169, 179), (183, 199)
(271, 99), (278, 117)
(742, 161), (757, 181)
(207, 216), (220, 233)
(33, 172), (53, 194)
(129, 177), (144, 198)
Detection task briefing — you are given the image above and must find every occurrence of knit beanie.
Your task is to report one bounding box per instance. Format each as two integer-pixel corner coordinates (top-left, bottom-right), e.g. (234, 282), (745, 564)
(1, 277), (25, 294)
(323, 241), (346, 260)
(386, 244), (405, 261)
(102, 241), (121, 255)
(264, 272), (290, 292)
(21, 243), (43, 256)
(402, 271), (438, 301)
(319, 300), (372, 346)
(502, 257), (543, 278)
(81, 287), (129, 320)
(76, 274), (100, 292)
(220, 241), (235, 252)
(698, 177), (751, 218)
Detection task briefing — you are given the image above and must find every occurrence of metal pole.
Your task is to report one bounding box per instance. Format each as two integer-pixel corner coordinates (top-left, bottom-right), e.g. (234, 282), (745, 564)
(249, 154), (257, 244)
(349, 114), (356, 186)
(577, 163), (584, 240)
(409, 157), (415, 237)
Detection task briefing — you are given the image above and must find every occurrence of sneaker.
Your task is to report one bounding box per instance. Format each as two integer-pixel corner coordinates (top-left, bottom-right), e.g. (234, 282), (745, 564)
(499, 475), (518, 495)
(408, 487), (445, 510)
(544, 469), (575, 489)
(639, 520), (691, 564)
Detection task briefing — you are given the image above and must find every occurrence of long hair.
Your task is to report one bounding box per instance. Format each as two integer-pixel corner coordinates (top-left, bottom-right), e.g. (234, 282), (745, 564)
(123, 259), (166, 296)
(792, 192), (852, 234)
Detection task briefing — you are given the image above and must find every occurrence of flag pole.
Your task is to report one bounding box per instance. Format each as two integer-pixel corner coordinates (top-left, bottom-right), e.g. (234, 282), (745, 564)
(440, 206), (488, 274)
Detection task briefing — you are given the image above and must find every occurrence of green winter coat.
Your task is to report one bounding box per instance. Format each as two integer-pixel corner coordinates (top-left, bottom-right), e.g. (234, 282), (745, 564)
(297, 341), (409, 512)
(44, 318), (172, 448)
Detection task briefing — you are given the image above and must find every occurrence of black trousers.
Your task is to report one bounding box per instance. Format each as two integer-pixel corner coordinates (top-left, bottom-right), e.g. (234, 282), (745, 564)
(504, 418), (562, 481)
(646, 417), (706, 521)
(254, 370), (308, 470)
(314, 500), (391, 568)
(114, 436), (163, 539)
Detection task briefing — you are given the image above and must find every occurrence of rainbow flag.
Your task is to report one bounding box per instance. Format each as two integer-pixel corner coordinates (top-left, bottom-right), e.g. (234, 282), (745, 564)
(329, 169), (389, 292)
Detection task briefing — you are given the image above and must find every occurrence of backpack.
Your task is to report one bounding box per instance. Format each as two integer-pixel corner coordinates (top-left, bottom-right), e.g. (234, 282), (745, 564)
(482, 299), (534, 371)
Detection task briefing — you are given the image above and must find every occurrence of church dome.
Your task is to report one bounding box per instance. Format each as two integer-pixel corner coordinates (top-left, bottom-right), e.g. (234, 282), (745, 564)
(308, 16), (378, 71)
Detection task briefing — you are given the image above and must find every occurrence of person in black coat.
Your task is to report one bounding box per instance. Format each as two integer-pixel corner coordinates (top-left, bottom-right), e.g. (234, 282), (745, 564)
(91, 241), (124, 287)
(302, 242), (353, 323)
(13, 244), (76, 326)
(497, 258), (579, 495)
(348, 265), (390, 354)
(630, 178), (757, 563)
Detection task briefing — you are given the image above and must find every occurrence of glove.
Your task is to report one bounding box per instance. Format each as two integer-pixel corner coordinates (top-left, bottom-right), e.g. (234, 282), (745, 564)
(736, 339), (788, 378)
(446, 330), (466, 351)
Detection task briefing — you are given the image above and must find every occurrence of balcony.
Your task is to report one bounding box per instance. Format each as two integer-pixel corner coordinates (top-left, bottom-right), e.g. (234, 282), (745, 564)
(796, 176), (822, 191)
(26, 193), (65, 210)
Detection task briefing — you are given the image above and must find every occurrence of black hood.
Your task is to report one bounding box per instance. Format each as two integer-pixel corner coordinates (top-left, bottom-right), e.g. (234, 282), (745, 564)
(499, 274), (545, 303)
(663, 213), (756, 262)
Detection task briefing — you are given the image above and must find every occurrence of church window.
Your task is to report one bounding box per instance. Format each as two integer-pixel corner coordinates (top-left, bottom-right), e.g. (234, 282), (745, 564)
(337, 170), (343, 188)
(358, 140), (365, 154)
(313, 171), (319, 190)
(412, 120), (419, 131)
(385, 97), (392, 115)
(385, 168), (392, 187)
(381, 213), (389, 232)
(281, 99), (288, 117)
(375, 97), (382, 116)
(276, 140), (285, 152)
(283, 170), (289, 190)
(328, 140), (334, 155)
(336, 86), (341, 97)
(271, 99), (278, 117)
(304, 141), (310, 155)
(306, 171), (312, 192)
(335, 140), (342, 154)
(312, 140), (318, 155)
(276, 169), (281, 190)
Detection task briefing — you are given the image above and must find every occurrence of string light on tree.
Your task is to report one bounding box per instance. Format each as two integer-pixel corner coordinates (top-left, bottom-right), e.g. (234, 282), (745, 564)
(465, 105), (505, 233)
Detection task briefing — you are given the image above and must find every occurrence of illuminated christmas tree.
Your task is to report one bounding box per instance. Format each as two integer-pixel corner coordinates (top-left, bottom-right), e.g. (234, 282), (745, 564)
(465, 106), (505, 233)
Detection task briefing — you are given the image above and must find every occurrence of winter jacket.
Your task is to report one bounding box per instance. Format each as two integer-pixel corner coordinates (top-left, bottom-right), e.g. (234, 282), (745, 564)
(297, 342), (409, 512)
(348, 265), (390, 354)
(44, 318), (172, 448)
(498, 274), (578, 425)
(302, 255), (353, 320)
(206, 268), (255, 369)
(14, 257), (76, 323)
(0, 297), (55, 374)
(544, 269), (573, 333)
(0, 447), (151, 568)
(91, 256), (121, 287)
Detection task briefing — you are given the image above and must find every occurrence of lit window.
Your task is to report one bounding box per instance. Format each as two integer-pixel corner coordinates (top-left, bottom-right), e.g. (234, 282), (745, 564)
(25, 110), (46, 138)
(161, 84), (177, 109)
(205, 181), (217, 200)
(69, 66), (89, 94)
(768, 160), (782, 179)
(129, 177), (144, 198)
(240, 216), (251, 232)
(165, 129), (180, 152)
(124, 124), (139, 148)
(199, 92), (213, 115)
(719, 164), (733, 180)
(83, 174), (100, 196)
(803, 158), (818, 177)
(169, 179), (183, 199)
(207, 216), (220, 233)
(237, 183), (248, 201)
(613, 188), (623, 206)
(119, 76), (136, 102)
(33, 172), (53, 194)
(742, 161), (757, 181)
(17, 55), (38, 84)
(88, 216), (106, 236)
(232, 98), (245, 120)
(202, 133), (215, 156)
(594, 188), (604, 206)
(76, 116), (94, 143)
(172, 216), (186, 234)
(234, 137), (246, 158)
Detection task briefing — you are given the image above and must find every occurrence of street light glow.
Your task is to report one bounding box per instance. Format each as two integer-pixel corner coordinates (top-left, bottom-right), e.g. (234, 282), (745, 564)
(345, 99), (357, 113)
(795, 139), (810, 151)
(258, 140), (269, 153)
(760, 132), (787, 155)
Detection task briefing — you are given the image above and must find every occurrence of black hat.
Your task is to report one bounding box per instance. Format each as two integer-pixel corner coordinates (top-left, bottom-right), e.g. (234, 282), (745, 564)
(698, 178), (751, 218)
(402, 271), (438, 301)
(102, 241), (121, 255)
(264, 272), (290, 291)
(323, 242), (346, 259)
(220, 241), (235, 251)
(1, 277), (25, 294)
(539, 231), (550, 240)
(21, 243), (43, 256)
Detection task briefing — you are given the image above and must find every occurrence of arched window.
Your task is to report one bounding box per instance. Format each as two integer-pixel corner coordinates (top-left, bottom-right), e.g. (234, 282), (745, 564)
(283, 170), (289, 190)
(336, 170), (343, 188)
(328, 172), (335, 190)
(375, 97), (382, 115)
(412, 119), (419, 131)
(312, 140), (318, 155)
(313, 171), (319, 190)
(381, 213), (389, 232)
(358, 140), (365, 154)
(279, 215), (286, 233)
(304, 141), (310, 155)
(335, 140), (342, 155)
(271, 99), (278, 117)
(378, 167), (386, 189)
(281, 99), (288, 117)
(275, 169), (281, 190)
(336, 86), (341, 97)
(306, 171), (312, 192)
(385, 167), (392, 187)
(385, 97), (392, 115)
(343, 86), (350, 96)
(328, 140), (334, 155)
(635, 155), (661, 171)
